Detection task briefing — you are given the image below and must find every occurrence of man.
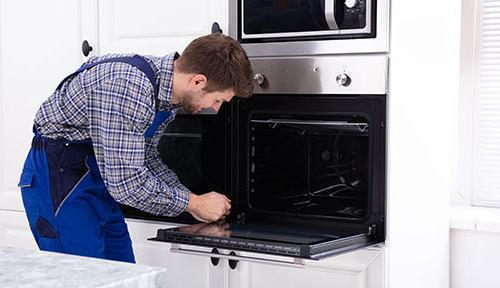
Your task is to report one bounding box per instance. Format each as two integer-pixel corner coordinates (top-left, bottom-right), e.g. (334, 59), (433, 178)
(17, 33), (253, 263)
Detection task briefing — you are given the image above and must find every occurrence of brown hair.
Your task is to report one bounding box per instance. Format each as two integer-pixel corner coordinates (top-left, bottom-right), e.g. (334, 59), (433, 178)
(176, 33), (253, 98)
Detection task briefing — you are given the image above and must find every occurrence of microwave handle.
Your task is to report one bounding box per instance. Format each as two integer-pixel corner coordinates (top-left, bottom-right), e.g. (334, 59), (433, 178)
(170, 244), (305, 268)
(324, 0), (339, 30)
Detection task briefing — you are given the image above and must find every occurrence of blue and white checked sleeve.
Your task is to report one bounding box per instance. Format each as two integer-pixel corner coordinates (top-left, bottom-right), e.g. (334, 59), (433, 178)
(145, 146), (192, 199)
(87, 75), (190, 216)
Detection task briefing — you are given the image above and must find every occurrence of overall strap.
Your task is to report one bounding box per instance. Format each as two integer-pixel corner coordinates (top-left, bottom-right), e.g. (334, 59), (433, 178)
(54, 54), (168, 140)
(144, 111), (172, 139)
(55, 55), (158, 97)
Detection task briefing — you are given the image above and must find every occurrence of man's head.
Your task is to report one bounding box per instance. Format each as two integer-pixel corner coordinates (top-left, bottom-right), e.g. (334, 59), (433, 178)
(172, 33), (253, 114)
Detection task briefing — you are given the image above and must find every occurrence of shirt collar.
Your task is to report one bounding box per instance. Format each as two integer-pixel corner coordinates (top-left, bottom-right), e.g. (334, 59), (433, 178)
(157, 52), (179, 111)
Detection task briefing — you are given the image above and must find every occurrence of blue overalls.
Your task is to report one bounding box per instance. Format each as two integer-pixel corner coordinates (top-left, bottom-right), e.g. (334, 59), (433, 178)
(18, 55), (171, 263)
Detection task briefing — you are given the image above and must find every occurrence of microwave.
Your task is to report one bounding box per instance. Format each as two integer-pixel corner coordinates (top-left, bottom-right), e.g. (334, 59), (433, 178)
(228, 0), (390, 56)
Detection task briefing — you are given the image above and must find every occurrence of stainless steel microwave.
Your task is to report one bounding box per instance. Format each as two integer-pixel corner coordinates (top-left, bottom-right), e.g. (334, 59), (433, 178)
(228, 0), (390, 56)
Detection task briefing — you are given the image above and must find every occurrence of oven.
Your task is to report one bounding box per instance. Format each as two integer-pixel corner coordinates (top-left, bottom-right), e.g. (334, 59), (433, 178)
(149, 55), (388, 260)
(228, 0), (390, 56)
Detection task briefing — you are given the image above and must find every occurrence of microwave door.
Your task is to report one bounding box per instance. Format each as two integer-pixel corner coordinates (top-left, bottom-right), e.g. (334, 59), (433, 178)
(149, 220), (374, 260)
(242, 0), (341, 39)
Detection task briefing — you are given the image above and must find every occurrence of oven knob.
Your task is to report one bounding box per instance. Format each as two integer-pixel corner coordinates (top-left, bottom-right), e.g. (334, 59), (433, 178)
(253, 73), (266, 87)
(345, 0), (358, 9)
(336, 73), (351, 87)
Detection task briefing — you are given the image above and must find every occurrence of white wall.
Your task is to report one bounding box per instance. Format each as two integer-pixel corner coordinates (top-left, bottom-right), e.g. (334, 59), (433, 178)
(388, 0), (461, 287)
(450, 0), (500, 286)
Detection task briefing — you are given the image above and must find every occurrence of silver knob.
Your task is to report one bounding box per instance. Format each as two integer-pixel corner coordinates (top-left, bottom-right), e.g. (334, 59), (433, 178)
(336, 73), (351, 87)
(345, 0), (358, 9)
(253, 73), (266, 87)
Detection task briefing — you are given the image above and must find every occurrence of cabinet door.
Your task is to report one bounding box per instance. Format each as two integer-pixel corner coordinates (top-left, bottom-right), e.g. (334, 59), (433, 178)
(0, 0), (83, 211)
(0, 210), (37, 250)
(95, 0), (228, 56)
(227, 247), (385, 288)
(125, 219), (226, 288)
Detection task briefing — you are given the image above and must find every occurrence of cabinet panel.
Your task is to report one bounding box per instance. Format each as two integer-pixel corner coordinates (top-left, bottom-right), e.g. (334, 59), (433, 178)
(237, 264), (360, 288)
(125, 219), (224, 288)
(227, 247), (385, 288)
(0, 210), (37, 250)
(97, 0), (228, 55)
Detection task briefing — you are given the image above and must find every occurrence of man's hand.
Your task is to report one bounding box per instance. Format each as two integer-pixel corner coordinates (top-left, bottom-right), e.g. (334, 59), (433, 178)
(186, 192), (231, 223)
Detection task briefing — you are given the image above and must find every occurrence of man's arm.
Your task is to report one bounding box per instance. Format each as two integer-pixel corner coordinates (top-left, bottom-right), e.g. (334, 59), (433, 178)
(87, 76), (188, 216)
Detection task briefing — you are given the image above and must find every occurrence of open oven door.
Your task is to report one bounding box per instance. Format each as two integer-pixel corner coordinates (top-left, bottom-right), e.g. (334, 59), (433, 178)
(149, 219), (378, 260)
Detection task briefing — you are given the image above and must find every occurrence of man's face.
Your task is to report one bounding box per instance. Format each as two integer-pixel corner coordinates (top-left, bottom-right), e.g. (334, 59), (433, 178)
(180, 89), (235, 114)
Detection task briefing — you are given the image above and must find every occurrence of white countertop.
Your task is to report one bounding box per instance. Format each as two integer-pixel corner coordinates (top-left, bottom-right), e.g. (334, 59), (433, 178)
(0, 246), (167, 288)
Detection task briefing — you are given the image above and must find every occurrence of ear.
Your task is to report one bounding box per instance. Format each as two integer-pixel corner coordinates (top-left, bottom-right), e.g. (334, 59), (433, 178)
(190, 74), (207, 90)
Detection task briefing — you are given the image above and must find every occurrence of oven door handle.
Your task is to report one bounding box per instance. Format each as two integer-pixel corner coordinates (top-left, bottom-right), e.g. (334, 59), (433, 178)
(170, 244), (305, 267)
(324, 0), (339, 30)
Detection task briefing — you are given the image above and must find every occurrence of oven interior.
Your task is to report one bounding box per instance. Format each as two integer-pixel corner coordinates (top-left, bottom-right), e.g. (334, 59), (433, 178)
(247, 114), (370, 220)
(233, 95), (385, 228)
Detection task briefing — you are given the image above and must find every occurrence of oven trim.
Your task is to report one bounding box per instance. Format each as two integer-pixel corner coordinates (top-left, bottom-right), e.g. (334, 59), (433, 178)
(232, 94), (386, 239)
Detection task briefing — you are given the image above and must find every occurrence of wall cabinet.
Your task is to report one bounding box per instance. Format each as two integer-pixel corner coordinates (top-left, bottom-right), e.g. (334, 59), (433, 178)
(81, 0), (227, 57)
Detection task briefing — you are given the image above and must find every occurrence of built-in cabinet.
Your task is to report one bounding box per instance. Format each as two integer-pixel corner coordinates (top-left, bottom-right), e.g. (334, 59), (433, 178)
(127, 219), (385, 288)
(0, 1), (385, 288)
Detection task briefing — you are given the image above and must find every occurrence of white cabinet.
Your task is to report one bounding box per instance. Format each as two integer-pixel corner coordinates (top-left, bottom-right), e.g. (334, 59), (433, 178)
(0, 210), (37, 250)
(126, 219), (385, 288)
(0, 0), (83, 211)
(126, 219), (223, 288)
(227, 248), (385, 288)
(82, 0), (228, 57)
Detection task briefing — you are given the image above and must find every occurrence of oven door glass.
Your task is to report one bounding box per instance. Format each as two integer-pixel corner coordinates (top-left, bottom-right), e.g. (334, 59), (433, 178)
(242, 0), (369, 39)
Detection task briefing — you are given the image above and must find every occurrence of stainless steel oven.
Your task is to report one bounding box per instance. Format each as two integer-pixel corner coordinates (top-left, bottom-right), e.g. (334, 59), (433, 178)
(150, 55), (388, 261)
(229, 0), (390, 56)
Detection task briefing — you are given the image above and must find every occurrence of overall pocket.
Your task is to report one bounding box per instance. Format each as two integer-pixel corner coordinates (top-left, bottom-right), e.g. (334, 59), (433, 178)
(18, 170), (42, 235)
(19, 169), (59, 239)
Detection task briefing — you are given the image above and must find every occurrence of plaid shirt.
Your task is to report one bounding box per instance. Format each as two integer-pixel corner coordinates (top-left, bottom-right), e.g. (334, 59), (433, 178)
(34, 53), (190, 217)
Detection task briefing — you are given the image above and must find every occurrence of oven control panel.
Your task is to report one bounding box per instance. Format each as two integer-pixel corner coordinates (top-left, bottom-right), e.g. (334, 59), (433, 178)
(249, 55), (388, 95)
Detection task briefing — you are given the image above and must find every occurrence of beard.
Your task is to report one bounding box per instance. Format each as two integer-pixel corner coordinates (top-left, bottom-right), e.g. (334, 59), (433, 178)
(179, 92), (200, 114)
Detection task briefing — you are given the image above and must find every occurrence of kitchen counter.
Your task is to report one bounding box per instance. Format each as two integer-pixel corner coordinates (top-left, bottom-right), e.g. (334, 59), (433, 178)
(0, 246), (167, 288)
